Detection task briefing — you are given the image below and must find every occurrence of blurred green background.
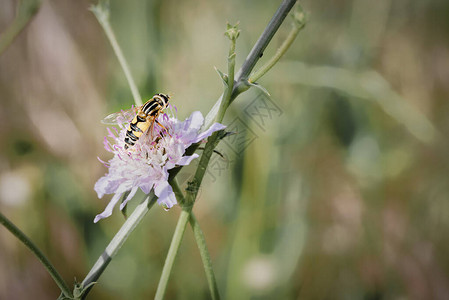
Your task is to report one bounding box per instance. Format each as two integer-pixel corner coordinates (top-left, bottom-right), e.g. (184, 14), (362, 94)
(1, 0), (449, 299)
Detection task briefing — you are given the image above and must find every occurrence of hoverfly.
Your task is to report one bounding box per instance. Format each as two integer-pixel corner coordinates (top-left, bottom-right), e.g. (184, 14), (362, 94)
(102, 93), (171, 149)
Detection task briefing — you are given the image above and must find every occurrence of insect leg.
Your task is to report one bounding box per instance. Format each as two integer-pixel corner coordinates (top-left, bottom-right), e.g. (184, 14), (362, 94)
(155, 119), (172, 137)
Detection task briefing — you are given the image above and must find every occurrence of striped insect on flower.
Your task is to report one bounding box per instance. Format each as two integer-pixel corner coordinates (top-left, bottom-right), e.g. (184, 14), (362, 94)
(102, 93), (171, 149)
(94, 96), (227, 222)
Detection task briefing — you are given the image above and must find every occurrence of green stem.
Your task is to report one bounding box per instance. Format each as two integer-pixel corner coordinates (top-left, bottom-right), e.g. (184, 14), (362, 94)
(83, 1), (301, 298)
(170, 178), (186, 206)
(90, 1), (143, 106)
(189, 213), (220, 300)
(170, 179), (220, 299)
(175, 3), (301, 296)
(154, 25), (241, 299)
(155, 208), (191, 300)
(184, 25), (239, 208)
(217, 25), (238, 121)
(235, 0), (297, 81)
(203, 0), (297, 130)
(80, 195), (157, 299)
(0, 0), (41, 55)
(0, 211), (73, 299)
(185, 130), (225, 207)
(249, 7), (306, 83)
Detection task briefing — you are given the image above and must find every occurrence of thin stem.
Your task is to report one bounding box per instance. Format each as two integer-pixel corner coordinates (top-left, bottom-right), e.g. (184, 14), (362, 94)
(189, 0), (300, 222)
(203, 0), (297, 130)
(83, 1), (301, 299)
(184, 25), (239, 208)
(78, 4), (163, 297)
(249, 7), (306, 83)
(235, 0), (297, 81)
(189, 213), (220, 300)
(170, 178), (186, 206)
(0, 0), (41, 55)
(90, 2), (143, 106)
(174, 4), (300, 296)
(185, 130), (225, 208)
(80, 195), (157, 299)
(0, 211), (73, 299)
(170, 179), (220, 299)
(154, 24), (240, 298)
(217, 24), (238, 121)
(155, 208), (191, 300)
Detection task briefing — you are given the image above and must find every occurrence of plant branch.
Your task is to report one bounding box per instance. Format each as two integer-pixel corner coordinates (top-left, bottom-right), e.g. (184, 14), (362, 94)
(184, 23), (239, 209)
(189, 0), (301, 209)
(168, 4), (301, 295)
(170, 178), (186, 206)
(90, 1), (143, 106)
(0, 0), (41, 55)
(0, 211), (73, 299)
(84, 1), (301, 299)
(217, 23), (239, 120)
(170, 179), (221, 299)
(249, 6), (306, 83)
(80, 195), (157, 299)
(155, 207), (191, 300)
(189, 213), (220, 300)
(203, 0), (297, 130)
(236, 0), (297, 82)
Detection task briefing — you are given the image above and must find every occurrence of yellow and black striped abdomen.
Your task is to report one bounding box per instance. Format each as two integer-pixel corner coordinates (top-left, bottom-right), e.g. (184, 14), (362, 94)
(123, 93), (170, 149)
(124, 115), (151, 149)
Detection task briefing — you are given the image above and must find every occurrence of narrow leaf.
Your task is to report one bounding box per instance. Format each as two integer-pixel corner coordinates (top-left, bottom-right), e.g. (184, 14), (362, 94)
(249, 82), (271, 96)
(214, 66), (228, 87)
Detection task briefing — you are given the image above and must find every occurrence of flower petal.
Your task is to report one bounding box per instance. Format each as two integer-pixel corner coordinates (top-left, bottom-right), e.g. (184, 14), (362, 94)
(194, 122), (226, 143)
(139, 182), (154, 194)
(94, 192), (123, 223)
(119, 186), (139, 210)
(176, 154), (199, 166)
(94, 109), (224, 220)
(94, 176), (124, 199)
(154, 181), (177, 208)
(185, 111), (204, 132)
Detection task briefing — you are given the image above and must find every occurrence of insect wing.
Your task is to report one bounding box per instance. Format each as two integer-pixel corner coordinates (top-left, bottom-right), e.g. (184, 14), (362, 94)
(147, 115), (158, 139)
(101, 107), (138, 125)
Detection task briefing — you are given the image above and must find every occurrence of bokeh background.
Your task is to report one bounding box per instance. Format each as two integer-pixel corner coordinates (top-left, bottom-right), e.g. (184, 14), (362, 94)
(1, 0), (449, 299)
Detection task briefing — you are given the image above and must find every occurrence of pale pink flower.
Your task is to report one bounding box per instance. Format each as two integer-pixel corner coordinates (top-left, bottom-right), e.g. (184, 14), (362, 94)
(94, 110), (225, 223)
